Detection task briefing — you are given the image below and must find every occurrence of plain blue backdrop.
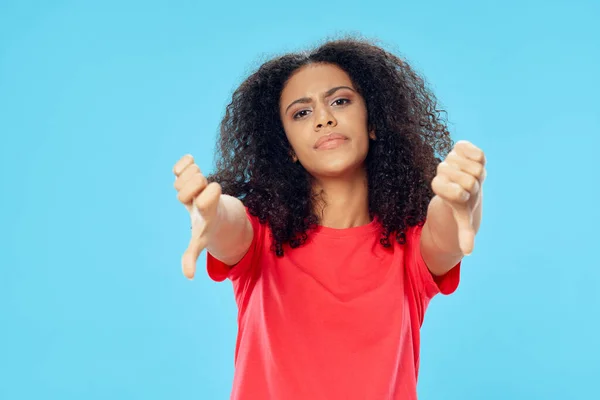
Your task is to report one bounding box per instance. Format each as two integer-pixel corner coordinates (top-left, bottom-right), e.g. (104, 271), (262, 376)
(1, 0), (599, 399)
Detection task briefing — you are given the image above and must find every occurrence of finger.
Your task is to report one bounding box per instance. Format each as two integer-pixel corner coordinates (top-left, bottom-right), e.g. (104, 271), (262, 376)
(181, 233), (208, 279)
(173, 154), (194, 177)
(177, 173), (208, 205)
(173, 163), (201, 191)
(454, 141), (486, 165)
(453, 208), (475, 256)
(431, 174), (470, 204)
(445, 152), (487, 182)
(436, 161), (480, 196)
(194, 182), (222, 218)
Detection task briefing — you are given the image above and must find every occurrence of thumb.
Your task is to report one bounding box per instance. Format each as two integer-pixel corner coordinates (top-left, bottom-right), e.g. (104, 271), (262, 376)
(182, 233), (207, 279)
(453, 206), (475, 256)
(181, 183), (222, 280)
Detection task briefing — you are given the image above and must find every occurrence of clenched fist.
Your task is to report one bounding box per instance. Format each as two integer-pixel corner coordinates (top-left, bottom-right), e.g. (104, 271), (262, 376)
(173, 155), (222, 279)
(431, 140), (487, 256)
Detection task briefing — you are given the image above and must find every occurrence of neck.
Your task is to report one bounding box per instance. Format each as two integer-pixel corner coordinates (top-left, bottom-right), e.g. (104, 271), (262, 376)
(312, 169), (371, 229)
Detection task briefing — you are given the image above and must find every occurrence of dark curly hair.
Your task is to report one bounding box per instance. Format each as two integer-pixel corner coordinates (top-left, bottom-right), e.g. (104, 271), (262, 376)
(207, 36), (454, 256)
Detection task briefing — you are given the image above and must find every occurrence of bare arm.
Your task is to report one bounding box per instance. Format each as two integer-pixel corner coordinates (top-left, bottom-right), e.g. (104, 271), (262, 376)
(421, 193), (483, 276)
(174, 154), (253, 279)
(203, 194), (253, 266)
(420, 141), (487, 276)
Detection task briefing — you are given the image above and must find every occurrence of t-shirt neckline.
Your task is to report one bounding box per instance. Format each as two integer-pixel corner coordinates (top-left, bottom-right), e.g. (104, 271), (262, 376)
(312, 216), (380, 238)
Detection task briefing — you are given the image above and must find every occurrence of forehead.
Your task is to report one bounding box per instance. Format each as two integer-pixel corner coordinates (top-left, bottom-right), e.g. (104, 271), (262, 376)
(280, 63), (354, 101)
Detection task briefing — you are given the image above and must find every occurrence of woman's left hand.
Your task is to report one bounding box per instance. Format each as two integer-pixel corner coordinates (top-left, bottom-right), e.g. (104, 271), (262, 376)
(431, 140), (487, 256)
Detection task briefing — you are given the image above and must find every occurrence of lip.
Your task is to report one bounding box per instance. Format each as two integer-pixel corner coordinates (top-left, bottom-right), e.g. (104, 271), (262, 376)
(314, 133), (349, 149)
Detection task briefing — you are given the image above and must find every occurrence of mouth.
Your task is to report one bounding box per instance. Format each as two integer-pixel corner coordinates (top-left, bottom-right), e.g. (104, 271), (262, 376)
(314, 133), (349, 150)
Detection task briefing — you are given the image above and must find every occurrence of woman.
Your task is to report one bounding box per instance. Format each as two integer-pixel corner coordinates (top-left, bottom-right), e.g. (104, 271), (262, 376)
(172, 37), (486, 399)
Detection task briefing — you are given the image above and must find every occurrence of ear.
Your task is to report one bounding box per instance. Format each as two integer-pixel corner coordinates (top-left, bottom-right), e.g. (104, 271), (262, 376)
(369, 129), (376, 140)
(290, 151), (298, 163)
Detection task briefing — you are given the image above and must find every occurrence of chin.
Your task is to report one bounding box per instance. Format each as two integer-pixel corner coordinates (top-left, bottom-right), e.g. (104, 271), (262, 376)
(309, 157), (366, 179)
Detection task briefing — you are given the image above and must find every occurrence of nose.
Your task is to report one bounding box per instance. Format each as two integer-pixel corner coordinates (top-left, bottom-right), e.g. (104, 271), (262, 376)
(314, 107), (337, 130)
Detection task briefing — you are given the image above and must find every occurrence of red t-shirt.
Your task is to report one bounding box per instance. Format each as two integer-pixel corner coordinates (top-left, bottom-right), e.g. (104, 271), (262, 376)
(207, 209), (460, 400)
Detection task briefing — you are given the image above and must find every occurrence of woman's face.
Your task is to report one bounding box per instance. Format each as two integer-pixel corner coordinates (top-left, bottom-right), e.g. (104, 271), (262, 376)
(279, 63), (373, 179)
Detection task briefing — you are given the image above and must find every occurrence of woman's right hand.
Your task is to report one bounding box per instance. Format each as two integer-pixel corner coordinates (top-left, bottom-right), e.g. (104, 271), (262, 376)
(173, 155), (222, 279)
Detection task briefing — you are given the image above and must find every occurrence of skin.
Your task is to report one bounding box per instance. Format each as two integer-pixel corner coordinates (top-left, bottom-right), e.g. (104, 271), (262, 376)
(173, 63), (486, 279)
(422, 140), (486, 275)
(173, 158), (252, 278)
(279, 63), (376, 229)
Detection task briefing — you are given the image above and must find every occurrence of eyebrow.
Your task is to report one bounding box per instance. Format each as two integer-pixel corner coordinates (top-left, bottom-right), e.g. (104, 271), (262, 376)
(284, 85), (356, 114)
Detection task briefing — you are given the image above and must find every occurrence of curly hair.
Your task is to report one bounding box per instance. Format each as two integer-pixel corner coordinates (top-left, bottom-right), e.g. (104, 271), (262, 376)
(207, 36), (454, 256)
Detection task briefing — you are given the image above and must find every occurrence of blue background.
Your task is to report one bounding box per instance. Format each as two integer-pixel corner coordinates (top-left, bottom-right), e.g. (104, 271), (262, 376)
(1, 0), (598, 398)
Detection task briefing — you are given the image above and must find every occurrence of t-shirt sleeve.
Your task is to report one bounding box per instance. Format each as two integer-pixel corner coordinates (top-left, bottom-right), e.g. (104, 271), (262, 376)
(405, 222), (461, 301)
(206, 208), (263, 282)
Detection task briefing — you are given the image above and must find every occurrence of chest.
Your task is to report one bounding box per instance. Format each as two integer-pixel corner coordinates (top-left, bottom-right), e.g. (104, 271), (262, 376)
(253, 235), (411, 338)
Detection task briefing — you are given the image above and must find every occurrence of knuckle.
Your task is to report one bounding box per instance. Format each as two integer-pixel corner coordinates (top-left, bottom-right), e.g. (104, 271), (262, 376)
(177, 191), (188, 203)
(194, 173), (208, 188)
(180, 163), (199, 178)
(454, 185), (467, 201)
(473, 163), (484, 177)
(465, 175), (478, 192)
(174, 155), (194, 174)
(447, 151), (460, 162)
(437, 161), (449, 174)
(458, 141), (470, 150)
(183, 163), (199, 175)
(471, 147), (484, 161)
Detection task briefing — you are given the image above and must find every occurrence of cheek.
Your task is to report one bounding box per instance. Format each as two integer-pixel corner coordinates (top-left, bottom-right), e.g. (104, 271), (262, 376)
(357, 137), (371, 160)
(283, 126), (306, 158)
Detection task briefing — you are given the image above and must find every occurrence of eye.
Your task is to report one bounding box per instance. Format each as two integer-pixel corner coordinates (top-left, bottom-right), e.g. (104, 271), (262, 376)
(332, 98), (350, 106)
(293, 109), (311, 120)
